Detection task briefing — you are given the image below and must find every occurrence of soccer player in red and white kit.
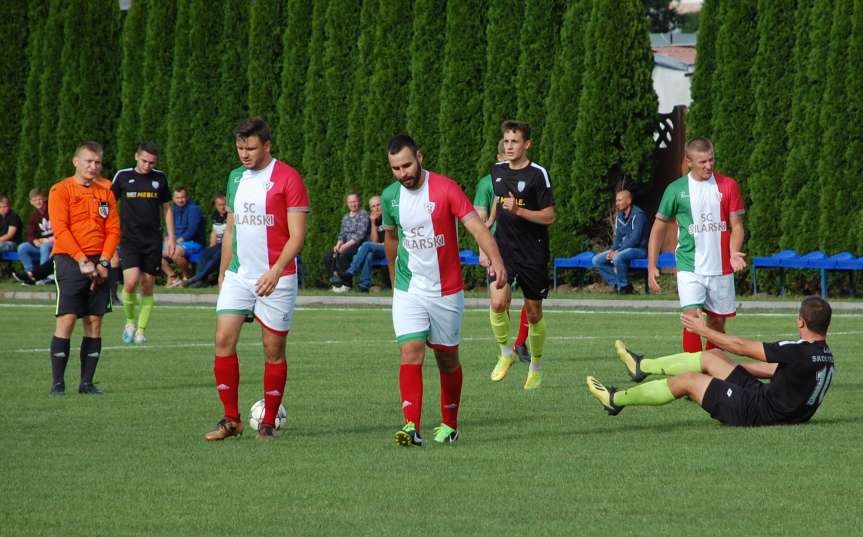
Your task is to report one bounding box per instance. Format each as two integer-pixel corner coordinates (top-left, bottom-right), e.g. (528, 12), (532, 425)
(382, 134), (506, 446)
(205, 117), (309, 441)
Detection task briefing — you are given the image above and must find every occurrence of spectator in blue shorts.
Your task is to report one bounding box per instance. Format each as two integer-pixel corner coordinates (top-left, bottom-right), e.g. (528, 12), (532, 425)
(592, 189), (648, 294)
(17, 189), (54, 279)
(162, 186), (204, 287)
(334, 195), (386, 292)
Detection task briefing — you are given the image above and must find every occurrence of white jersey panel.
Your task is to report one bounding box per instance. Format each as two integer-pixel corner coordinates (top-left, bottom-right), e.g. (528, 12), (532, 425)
(398, 175), (442, 295)
(688, 175), (724, 276)
(233, 159), (276, 278)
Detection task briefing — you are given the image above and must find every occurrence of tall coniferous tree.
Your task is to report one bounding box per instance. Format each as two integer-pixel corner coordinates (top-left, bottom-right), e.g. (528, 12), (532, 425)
(138, 0), (175, 150)
(781, 0), (833, 252)
(13, 0), (47, 210)
(277, 0), (312, 167)
(846, 0), (863, 253)
(710, 0), (757, 201)
(406, 0), (447, 169)
(478, 0), (523, 177)
(343, 0), (377, 182)
(544, 0), (589, 257)
(816, 0), (853, 252)
(32, 0), (67, 195)
(214, 0), (250, 204)
(0, 2), (31, 198)
(686, 0), (721, 140)
(116, 0), (148, 169)
(515, 0), (562, 165)
(747, 0), (798, 256)
(165, 0), (192, 176)
(54, 0), (121, 178)
(571, 0), (657, 245)
(247, 0), (285, 155)
(360, 0), (413, 190)
(438, 0), (487, 186)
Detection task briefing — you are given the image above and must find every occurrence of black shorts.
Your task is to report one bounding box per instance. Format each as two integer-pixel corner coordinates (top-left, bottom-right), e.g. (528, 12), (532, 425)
(119, 240), (162, 275)
(702, 366), (781, 426)
(500, 257), (549, 300)
(55, 255), (112, 318)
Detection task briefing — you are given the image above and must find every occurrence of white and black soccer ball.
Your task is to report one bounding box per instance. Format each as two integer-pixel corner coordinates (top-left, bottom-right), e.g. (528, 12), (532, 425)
(248, 399), (287, 431)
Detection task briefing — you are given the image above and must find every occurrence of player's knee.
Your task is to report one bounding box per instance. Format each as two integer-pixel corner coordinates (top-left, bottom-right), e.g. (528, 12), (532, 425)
(526, 310), (542, 325)
(489, 298), (508, 312)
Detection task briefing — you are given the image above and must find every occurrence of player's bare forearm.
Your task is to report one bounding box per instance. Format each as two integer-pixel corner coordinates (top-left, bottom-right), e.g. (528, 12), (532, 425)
(384, 229), (398, 285)
(218, 213), (234, 284)
(270, 212), (307, 274)
(464, 215), (506, 287)
(680, 314), (767, 361)
(510, 205), (555, 226)
(164, 204), (175, 242)
(647, 218), (668, 270)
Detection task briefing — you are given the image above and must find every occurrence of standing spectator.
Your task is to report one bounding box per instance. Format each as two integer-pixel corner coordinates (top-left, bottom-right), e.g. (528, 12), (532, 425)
(647, 137), (746, 353)
(326, 192), (370, 291)
(17, 189), (54, 281)
(182, 193), (228, 288)
(0, 195), (23, 254)
(47, 141), (120, 396)
(112, 142), (175, 344)
(205, 117), (309, 441)
(591, 189), (648, 294)
(161, 186), (204, 286)
(334, 195), (386, 293)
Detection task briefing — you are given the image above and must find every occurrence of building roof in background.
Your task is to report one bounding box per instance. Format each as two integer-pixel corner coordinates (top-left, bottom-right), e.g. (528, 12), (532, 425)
(653, 46), (696, 66)
(650, 32), (697, 48)
(671, 0), (703, 14)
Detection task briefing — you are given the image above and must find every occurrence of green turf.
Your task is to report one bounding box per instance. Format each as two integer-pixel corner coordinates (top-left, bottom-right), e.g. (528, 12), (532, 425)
(1, 302), (861, 536)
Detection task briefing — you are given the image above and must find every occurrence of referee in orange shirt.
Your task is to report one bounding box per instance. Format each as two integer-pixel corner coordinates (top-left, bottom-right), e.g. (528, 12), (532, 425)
(47, 142), (120, 396)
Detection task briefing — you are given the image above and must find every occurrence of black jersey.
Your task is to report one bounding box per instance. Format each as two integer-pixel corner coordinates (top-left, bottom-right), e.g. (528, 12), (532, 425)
(491, 161), (554, 263)
(762, 339), (835, 423)
(112, 168), (171, 244)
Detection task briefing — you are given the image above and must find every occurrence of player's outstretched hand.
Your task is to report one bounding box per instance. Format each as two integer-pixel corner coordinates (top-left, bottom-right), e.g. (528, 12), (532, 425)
(680, 312), (707, 335)
(647, 267), (661, 292)
(730, 251), (747, 272)
(255, 269), (279, 297)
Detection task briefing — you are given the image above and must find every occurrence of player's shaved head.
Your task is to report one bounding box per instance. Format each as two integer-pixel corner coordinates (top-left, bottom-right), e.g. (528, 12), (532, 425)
(75, 141), (103, 158)
(799, 296), (831, 336)
(685, 137), (714, 156)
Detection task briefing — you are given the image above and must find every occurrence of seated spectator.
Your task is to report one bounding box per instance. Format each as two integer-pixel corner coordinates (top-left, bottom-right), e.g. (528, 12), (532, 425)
(182, 193), (228, 288)
(13, 255), (55, 286)
(161, 186), (204, 287)
(325, 192), (369, 290)
(0, 195), (23, 254)
(334, 195), (386, 293)
(16, 189), (54, 281)
(592, 189), (648, 294)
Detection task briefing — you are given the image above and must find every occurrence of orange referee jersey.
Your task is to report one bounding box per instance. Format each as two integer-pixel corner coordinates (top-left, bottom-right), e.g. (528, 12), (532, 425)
(49, 177), (121, 262)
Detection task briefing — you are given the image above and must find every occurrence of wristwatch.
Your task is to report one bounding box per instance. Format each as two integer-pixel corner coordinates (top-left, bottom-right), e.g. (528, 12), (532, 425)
(99, 259), (110, 268)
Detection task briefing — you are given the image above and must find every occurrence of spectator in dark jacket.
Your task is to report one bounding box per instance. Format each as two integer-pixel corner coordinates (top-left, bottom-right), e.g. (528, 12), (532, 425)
(161, 186), (204, 286)
(592, 189), (648, 294)
(181, 193), (228, 288)
(0, 195), (23, 254)
(16, 189), (54, 277)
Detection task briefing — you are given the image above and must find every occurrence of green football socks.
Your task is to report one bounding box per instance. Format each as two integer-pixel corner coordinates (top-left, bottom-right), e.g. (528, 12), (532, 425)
(137, 295), (155, 333)
(613, 379), (676, 407)
(527, 318), (546, 371)
(640, 352), (703, 376)
(489, 309), (510, 351)
(122, 289), (137, 324)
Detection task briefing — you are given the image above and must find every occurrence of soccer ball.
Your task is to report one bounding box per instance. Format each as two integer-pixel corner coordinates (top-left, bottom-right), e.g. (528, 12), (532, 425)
(248, 399), (287, 431)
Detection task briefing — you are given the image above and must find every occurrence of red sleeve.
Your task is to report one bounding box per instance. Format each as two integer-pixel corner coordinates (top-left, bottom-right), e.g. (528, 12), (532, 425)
(447, 179), (475, 220)
(726, 177), (745, 214)
(285, 168), (310, 211)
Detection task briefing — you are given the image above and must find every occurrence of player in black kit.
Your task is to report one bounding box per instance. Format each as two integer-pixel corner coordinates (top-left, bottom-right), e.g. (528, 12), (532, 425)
(111, 143), (175, 345)
(587, 296), (835, 427)
(488, 121), (555, 390)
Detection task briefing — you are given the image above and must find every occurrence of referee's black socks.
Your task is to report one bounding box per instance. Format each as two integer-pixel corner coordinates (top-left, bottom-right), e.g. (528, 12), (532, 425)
(50, 336), (71, 386)
(80, 337), (102, 385)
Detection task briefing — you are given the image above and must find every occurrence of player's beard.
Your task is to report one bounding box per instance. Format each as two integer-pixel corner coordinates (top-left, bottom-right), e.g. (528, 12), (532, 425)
(399, 168), (422, 190)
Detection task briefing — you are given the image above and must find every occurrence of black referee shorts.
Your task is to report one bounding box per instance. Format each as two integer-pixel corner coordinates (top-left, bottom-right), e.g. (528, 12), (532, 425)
(119, 240), (162, 275)
(702, 366), (779, 426)
(54, 255), (112, 318)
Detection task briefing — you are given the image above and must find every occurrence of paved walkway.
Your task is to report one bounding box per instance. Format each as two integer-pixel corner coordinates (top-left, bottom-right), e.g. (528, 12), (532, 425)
(3, 290), (862, 312)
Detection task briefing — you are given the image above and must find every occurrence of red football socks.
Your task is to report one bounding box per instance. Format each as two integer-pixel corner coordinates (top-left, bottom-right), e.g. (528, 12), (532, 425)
(263, 360), (288, 426)
(214, 354), (240, 421)
(514, 306), (529, 347)
(439, 366), (463, 429)
(682, 328), (703, 352)
(399, 364), (423, 429)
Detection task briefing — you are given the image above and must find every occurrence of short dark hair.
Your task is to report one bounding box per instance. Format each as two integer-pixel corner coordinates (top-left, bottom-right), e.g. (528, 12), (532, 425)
(387, 134), (419, 156)
(136, 142), (160, 156)
(214, 192), (226, 201)
(173, 186), (188, 195)
(685, 137), (714, 155)
(501, 120), (531, 140)
(234, 117), (272, 143)
(75, 141), (103, 157)
(799, 296), (831, 336)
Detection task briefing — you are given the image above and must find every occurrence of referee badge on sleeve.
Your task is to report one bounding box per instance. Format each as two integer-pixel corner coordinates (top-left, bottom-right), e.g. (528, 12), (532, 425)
(98, 201), (110, 219)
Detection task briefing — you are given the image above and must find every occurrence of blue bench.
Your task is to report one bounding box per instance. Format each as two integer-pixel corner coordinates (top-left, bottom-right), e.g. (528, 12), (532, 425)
(372, 249), (481, 267)
(751, 249), (799, 295)
(1, 251), (20, 262)
(553, 251), (677, 292)
(752, 250), (863, 297)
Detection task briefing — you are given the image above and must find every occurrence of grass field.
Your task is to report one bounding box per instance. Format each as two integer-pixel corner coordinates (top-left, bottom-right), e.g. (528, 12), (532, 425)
(2, 301), (862, 536)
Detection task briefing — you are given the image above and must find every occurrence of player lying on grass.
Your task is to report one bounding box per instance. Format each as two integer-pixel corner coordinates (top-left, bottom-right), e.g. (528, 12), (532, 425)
(587, 296), (834, 426)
